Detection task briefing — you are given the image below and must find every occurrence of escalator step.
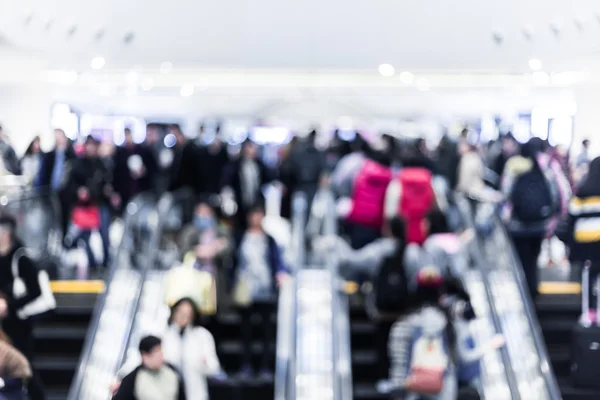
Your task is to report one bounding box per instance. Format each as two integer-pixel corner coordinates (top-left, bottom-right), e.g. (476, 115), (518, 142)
(353, 383), (388, 400)
(208, 378), (274, 400)
(559, 378), (600, 400)
(217, 340), (276, 372)
(351, 350), (380, 382)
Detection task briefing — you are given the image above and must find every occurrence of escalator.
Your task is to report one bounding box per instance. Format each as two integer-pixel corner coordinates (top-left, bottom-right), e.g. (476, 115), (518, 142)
(67, 194), (160, 400)
(457, 195), (563, 400)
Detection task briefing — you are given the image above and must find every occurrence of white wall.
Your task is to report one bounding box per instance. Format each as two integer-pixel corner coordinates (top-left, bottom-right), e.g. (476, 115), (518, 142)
(0, 85), (53, 156)
(573, 86), (600, 159)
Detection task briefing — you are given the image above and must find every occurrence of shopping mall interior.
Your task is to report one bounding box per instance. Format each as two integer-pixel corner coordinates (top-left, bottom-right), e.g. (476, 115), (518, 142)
(0, 0), (599, 399)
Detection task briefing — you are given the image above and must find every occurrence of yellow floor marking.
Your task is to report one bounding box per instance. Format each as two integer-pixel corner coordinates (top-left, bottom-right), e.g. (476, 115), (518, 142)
(50, 280), (105, 294)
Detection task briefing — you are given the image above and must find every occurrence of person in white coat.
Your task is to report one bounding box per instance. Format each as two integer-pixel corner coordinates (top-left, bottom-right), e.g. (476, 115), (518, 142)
(114, 298), (222, 400)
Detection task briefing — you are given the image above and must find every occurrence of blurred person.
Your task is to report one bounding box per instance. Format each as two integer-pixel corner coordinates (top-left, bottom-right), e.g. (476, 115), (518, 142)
(0, 331), (32, 400)
(115, 299), (220, 400)
(64, 137), (110, 269)
(113, 335), (186, 400)
(0, 215), (44, 400)
(0, 126), (21, 176)
(178, 200), (231, 260)
(277, 136), (298, 219)
(435, 134), (460, 189)
(501, 137), (571, 298)
(491, 133), (519, 177)
(36, 129), (76, 235)
(199, 126), (229, 197)
(221, 140), (276, 230)
(113, 128), (156, 214)
(576, 139), (591, 168)
(558, 157), (600, 319)
(168, 124), (203, 193)
(230, 205), (290, 377)
(20, 137), (41, 186)
(456, 138), (502, 203)
(143, 124), (170, 195)
(285, 130), (327, 211)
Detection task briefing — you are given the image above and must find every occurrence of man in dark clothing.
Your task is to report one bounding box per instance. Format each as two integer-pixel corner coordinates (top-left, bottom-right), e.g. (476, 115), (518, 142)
(222, 140), (276, 230)
(113, 128), (156, 214)
(35, 129), (77, 237)
(492, 133), (519, 178)
(198, 126), (229, 197)
(168, 125), (203, 193)
(65, 137), (111, 267)
(0, 215), (45, 400)
(113, 335), (186, 400)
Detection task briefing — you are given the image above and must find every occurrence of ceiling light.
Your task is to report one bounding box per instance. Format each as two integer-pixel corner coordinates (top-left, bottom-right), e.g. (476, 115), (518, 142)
(529, 58), (542, 71)
(180, 83), (194, 97)
(160, 62), (173, 74)
(399, 71), (415, 84)
(416, 78), (430, 91)
(141, 78), (154, 91)
(378, 64), (395, 77)
(91, 56), (105, 70)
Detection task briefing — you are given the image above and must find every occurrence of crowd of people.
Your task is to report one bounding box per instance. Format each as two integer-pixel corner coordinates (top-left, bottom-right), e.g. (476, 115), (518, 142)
(0, 119), (595, 399)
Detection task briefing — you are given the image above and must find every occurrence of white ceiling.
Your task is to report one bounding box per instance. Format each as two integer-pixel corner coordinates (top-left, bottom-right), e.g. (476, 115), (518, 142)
(2, 0), (600, 73)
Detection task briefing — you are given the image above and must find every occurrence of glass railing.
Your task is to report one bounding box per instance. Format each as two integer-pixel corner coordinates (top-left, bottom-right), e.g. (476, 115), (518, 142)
(67, 193), (157, 400)
(456, 194), (561, 400)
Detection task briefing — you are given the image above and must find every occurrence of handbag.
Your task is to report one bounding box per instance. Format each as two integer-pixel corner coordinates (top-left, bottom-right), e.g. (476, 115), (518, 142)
(71, 206), (100, 230)
(232, 275), (252, 307)
(164, 264), (216, 315)
(407, 367), (445, 394)
(12, 248), (56, 319)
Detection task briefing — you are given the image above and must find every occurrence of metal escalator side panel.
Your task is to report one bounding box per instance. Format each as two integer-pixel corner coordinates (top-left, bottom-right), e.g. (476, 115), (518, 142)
(274, 278), (296, 400)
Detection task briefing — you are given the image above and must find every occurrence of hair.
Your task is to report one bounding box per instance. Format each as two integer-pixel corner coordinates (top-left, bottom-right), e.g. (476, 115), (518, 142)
(168, 297), (202, 326)
(169, 124), (182, 134)
(0, 214), (17, 232)
(583, 139), (590, 148)
(427, 209), (450, 235)
(307, 129), (317, 143)
(577, 157), (600, 198)
(521, 137), (545, 160)
(85, 136), (100, 145)
(247, 203), (266, 216)
(139, 335), (161, 354)
(124, 127), (132, 133)
(24, 136), (41, 156)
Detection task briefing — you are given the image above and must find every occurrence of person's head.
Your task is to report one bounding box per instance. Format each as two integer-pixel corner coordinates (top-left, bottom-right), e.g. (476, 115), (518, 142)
(460, 128), (469, 139)
(54, 129), (67, 149)
(426, 210), (450, 236)
(0, 214), (16, 252)
(247, 205), (265, 230)
(124, 128), (134, 145)
(583, 139), (590, 150)
(139, 335), (164, 370)
(501, 133), (519, 156)
(458, 140), (474, 156)
(26, 136), (41, 155)
(168, 298), (200, 329)
(84, 136), (100, 158)
(307, 129), (318, 145)
(521, 137), (545, 159)
(146, 125), (159, 144)
(241, 139), (259, 160)
(193, 202), (216, 230)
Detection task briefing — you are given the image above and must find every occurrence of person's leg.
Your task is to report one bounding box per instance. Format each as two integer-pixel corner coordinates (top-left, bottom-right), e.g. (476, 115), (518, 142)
(375, 319), (394, 380)
(512, 237), (536, 299)
(258, 301), (275, 372)
(239, 305), (254, 373)
(5, 322), (45, 400)
(79, 230), (97, 269)
(528, 237), (543, 299)
(99, 205), (112, 266)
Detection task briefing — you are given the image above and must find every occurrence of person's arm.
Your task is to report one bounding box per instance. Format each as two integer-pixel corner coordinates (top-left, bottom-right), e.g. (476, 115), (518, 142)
(199, 329), (221, 376)
(8, 254), (42, 312)
(112, 369), (137, 400)
(339, 238), (397, 272)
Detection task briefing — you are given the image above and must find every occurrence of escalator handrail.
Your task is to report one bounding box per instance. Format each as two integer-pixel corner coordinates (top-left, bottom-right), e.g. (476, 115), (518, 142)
(493, 212), (562, 399)
(454, 193), (522, 400)
(114, 192), (175, 372)
(67, 192), (155, 400)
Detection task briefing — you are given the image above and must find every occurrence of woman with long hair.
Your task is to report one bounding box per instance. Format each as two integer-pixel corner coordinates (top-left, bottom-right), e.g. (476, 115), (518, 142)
(20, 137), (41, 186)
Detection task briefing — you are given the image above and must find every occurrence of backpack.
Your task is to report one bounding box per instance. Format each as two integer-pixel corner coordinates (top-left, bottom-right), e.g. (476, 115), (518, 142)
(510, 166), (559, 223)
(374, 248), (408, 313)
(347, 159), (392, 228)
(398, 168), (434, 244)
(406, 325), (450, 395)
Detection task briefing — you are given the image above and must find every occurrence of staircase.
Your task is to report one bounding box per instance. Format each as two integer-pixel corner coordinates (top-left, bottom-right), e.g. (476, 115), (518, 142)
(537, 293), (600, 400)
(349, 297), (386, 400)
(33, 293), (96, 400)
(207, 304), (276, 400)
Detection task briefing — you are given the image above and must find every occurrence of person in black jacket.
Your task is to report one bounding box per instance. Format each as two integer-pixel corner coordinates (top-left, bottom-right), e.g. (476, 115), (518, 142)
(222, 140), (276, 230)
(0, 215), (45, 400)
(65, 137), (111, 268)
(113, 128), (156, 214)
(168, 125), (203, 194)
(113, 335), (186, 400)
(198, 126), (229, 197)
(35, 129), (77, 236)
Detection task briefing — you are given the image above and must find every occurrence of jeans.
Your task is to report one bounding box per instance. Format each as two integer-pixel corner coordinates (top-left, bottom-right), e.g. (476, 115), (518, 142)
(99, 206), (111, 265)
(239, 301), (275, 371)
(65, 225), (96, 268)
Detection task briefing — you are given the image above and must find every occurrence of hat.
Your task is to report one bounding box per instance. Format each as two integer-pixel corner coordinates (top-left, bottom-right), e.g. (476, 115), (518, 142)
(0, 214), (16, 230)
